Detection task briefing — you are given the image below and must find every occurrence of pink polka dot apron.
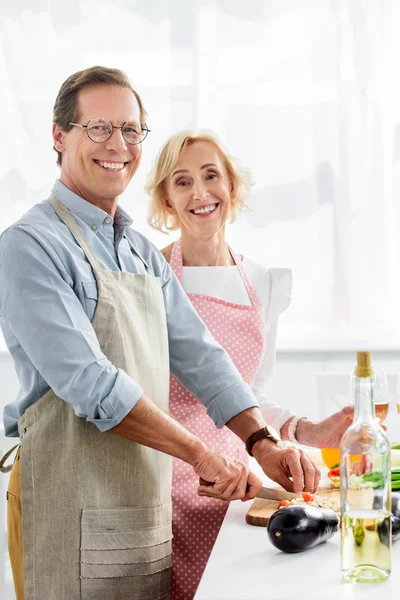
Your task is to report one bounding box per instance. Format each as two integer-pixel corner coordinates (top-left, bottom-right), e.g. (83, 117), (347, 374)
(169, 239), (266, 600)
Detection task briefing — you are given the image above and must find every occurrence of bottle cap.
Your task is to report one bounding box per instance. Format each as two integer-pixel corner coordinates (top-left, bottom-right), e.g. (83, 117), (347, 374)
(356, 351), (372, 377)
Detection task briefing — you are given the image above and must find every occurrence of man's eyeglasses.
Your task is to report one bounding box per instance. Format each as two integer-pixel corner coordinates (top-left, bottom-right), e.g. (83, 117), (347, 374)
(69, 118), (151, 145)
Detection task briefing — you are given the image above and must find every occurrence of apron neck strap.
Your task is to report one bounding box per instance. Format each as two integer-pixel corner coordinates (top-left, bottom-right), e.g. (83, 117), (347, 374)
(170, 238), (258, 306)
(124, 236), (153, 274)
(48, 196), (103, 275)
(227, 247), (258, 306)
(170, 238), (183, 282)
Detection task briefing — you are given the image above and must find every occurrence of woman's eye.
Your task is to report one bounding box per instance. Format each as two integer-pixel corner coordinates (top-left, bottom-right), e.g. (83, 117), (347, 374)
(207, 172), (218, 180)
(176, 180), (189, 187)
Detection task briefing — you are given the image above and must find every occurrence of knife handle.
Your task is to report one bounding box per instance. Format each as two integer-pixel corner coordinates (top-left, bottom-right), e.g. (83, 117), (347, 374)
(199, 478), (213, 486)
(199, 477), (250, 492)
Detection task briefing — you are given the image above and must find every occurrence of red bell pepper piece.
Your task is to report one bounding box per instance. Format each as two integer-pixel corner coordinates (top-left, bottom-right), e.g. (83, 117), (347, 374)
(302, 492), (315, 503)
(328, 467), (340, 478)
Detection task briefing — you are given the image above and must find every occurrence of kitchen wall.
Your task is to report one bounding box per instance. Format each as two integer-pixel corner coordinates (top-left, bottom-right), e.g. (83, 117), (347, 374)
(1, 348), (400, 598)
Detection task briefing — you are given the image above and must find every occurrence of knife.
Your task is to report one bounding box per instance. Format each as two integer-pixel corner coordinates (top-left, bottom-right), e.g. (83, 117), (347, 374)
(199, 478), (300, 501)
(256, 486), (300, 501)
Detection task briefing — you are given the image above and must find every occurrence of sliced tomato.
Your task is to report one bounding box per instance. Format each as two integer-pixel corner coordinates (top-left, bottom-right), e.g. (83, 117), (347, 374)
(301, 492), (315, 503)
(278, 500), (291, 508)
(328, 467), (340, 478)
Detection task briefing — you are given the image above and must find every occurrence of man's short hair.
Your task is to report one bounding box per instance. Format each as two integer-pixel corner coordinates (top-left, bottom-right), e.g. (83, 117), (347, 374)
(52, 66), (147, 166)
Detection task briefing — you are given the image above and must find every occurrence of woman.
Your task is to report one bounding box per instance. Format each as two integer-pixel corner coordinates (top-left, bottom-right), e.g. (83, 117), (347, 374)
(146, 131), (352, 600)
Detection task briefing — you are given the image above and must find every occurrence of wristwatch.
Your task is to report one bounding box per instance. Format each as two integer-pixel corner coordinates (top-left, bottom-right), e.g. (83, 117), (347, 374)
(245, 425), (281, 456)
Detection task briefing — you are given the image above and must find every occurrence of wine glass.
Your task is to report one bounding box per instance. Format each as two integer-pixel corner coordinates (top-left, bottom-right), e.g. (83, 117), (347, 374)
(349, 367), (389, 423)
(396, 373), (400, 416)
(373, 369), (390, 423)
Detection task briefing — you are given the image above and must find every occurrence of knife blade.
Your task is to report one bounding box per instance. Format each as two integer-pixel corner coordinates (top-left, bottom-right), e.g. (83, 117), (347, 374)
(256, 487), (300, 501)
(199, 478), (300, 501)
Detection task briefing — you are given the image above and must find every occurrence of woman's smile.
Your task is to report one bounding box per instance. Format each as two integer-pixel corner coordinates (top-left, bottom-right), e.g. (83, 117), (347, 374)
(189, 202), (219, 216)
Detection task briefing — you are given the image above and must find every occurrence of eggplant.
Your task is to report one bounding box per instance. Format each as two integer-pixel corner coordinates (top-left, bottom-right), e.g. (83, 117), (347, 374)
(376, 492), (400, 544)
(267, 505), (339, 553)
(392, 493), (400, 540)
(373, 492), (400, 546)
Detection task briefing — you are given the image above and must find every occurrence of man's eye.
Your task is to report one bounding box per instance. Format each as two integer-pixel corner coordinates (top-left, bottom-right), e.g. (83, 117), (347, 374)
(91, 125), (107, 132)
(124, 127), (140, 134)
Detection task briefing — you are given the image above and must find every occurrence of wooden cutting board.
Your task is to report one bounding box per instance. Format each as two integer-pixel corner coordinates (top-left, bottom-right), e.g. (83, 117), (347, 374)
(245, 486), (340, 527)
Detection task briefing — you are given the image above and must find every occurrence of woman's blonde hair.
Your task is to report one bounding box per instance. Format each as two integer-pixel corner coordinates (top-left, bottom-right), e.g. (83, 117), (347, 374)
(146, 131), (252, 233)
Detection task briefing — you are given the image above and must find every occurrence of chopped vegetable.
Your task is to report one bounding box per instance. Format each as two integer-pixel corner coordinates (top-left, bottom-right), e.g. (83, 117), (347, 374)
(276, 492), (339, 512)
(301, 492), (315, 503)
(327, 466), (340, 488)
(392, 468), (400, 490)
(328, 467), (340, 478)
(350, 470), (385, 489)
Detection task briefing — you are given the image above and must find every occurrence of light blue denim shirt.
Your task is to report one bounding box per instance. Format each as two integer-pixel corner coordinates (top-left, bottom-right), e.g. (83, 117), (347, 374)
(0, 180), (257, 437)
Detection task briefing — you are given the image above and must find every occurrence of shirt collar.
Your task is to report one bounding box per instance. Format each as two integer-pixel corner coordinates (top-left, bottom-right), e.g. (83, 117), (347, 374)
(51, 179), (133, 232)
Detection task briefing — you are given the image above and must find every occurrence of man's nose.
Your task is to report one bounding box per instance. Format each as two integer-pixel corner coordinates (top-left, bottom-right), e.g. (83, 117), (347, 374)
(104, 127), (128, 153)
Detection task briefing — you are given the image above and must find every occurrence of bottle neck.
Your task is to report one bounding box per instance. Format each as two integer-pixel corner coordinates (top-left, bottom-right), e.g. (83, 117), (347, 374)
(353, 375), (375, 422)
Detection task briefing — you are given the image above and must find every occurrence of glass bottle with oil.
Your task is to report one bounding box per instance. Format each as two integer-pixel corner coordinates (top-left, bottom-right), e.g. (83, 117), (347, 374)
(340, 351), (391, 583)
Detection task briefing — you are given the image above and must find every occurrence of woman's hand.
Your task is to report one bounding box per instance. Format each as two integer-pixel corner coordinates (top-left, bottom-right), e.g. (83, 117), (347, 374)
(294, 405), (354, 448)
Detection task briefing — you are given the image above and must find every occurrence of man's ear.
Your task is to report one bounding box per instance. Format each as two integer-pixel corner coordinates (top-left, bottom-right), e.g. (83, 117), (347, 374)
(163, 197), (176, 214)
(53, 123), (66, 153)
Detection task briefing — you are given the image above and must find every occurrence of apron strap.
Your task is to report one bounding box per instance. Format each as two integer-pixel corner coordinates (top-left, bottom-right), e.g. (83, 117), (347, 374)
(228, 247), (259, 307)
(0, 444), (20, 473)
(171, 238), (260, 307)
(48, 196), (103, 276)
(170, 239), (183, 283)
(124, 236), (154, 274)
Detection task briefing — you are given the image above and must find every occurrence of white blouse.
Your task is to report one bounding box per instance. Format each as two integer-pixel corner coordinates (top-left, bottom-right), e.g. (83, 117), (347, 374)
(181, 258), (295, 432)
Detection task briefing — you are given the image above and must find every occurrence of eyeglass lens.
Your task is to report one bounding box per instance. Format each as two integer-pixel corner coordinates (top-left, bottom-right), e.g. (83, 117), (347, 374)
(86, 118), (147, 144)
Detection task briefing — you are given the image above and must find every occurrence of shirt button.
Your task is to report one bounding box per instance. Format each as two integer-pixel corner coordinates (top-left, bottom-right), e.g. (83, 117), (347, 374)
(91, 224), (97, 231)
(104, 217), (111, 224)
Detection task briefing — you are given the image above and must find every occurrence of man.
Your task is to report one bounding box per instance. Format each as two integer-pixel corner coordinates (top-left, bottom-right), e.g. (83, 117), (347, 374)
(0, 67), (348, 600)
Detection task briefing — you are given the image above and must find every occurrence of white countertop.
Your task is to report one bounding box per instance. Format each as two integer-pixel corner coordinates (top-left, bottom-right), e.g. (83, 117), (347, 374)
(194, 453), (400, 600)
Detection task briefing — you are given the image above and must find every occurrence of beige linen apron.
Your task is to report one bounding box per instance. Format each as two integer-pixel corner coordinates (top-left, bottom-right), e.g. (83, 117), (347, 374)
(18, 196), (172, 600)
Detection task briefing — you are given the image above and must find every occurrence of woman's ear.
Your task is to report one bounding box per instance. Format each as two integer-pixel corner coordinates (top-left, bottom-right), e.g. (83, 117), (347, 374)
(163, 197), (176, 214)
(229, 179), (236, 201)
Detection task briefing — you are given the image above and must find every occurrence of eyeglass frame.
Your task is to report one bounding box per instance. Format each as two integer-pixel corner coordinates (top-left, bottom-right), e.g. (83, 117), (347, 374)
(68, 118), (151, 145)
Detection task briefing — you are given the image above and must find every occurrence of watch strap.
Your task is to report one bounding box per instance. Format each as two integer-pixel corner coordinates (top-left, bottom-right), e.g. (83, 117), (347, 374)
(245, 427), (279, 457)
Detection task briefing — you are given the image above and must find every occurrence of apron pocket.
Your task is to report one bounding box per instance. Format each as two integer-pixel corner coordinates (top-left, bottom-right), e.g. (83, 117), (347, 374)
(80, 505), (172, 598)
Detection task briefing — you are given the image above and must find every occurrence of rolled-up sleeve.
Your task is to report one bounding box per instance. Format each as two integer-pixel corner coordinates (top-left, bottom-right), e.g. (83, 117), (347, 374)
(159, 258), (258, 428)
(0, 226), (143, 431)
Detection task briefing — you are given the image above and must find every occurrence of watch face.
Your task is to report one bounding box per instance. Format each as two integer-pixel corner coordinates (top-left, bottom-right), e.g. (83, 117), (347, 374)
(264, 424), (281, 442)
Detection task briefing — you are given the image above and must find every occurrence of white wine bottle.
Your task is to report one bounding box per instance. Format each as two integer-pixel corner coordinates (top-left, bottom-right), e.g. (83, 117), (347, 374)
(340, 351), (391, 583)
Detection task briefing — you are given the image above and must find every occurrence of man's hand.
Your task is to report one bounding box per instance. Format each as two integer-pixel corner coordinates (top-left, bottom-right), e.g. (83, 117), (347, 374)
(192, 449), (262, 501)
(294, 405), (354, 448)
(252, 440), (321, 493)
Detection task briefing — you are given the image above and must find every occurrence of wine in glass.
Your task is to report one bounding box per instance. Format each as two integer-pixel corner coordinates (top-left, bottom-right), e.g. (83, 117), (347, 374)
(396, 373), (400, 415)
(373, 369), (389, 422)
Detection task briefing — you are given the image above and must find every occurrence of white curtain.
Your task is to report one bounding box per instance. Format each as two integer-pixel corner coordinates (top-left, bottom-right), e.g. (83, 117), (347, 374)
(1, 0), (400, 352)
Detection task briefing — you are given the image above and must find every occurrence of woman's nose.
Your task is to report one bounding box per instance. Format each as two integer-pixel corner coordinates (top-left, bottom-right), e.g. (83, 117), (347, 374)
(192, 180), (209, 201)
